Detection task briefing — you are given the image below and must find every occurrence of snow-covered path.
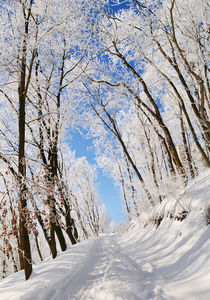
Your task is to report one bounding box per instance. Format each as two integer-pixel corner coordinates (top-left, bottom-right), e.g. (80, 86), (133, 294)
(0, 225), (209, 300)
(0, 170), (210, 300)
(73, 234), (162, 300)
(0, 234), (163, 300)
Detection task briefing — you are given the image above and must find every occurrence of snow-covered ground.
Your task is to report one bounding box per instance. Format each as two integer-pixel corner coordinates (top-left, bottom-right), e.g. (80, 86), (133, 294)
(0, 170), (209, 300)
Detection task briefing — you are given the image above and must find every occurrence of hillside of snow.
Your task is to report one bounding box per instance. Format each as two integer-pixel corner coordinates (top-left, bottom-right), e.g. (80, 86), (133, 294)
(0, 170), (209, 300)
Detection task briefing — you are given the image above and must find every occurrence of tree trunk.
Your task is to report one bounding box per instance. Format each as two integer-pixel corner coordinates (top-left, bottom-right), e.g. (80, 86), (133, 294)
(179, 106), (195, 179)
(65, 214), (78, 245)
(18, 87), (32, 280)
(35, 235), (43, 262)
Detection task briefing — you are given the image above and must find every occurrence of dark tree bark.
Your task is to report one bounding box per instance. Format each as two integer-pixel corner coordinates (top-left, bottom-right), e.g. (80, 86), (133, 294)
(179, 106), (195, 179)
(17, 1), (34, 280)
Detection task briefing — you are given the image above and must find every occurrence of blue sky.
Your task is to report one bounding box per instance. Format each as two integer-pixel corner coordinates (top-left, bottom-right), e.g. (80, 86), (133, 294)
(108, 0), (131, 13)
(68, 1), (133, 224)
(70, 132), (127, 224)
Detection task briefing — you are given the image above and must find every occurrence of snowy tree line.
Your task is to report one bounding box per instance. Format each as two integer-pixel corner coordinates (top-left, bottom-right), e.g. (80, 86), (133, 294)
(0, 0), (209, 280)
(80, 0), (209, 217)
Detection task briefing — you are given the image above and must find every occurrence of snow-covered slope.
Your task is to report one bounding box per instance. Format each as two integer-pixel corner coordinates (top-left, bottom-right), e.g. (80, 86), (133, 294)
(0, 170), (209, 300)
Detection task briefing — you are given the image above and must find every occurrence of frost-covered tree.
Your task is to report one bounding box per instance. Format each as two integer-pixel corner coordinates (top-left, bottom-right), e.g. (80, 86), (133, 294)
(60, 150), (110, 239)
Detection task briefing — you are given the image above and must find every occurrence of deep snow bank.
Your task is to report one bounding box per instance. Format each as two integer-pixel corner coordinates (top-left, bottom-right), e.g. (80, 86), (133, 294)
(118, 169), (210, 299)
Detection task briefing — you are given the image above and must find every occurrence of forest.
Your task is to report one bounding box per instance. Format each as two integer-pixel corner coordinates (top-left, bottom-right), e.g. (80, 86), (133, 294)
(0, 0), (209, 281)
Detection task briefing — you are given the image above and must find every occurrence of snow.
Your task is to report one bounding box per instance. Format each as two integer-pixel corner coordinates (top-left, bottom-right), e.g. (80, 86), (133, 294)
(0, 170), (209, 299)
